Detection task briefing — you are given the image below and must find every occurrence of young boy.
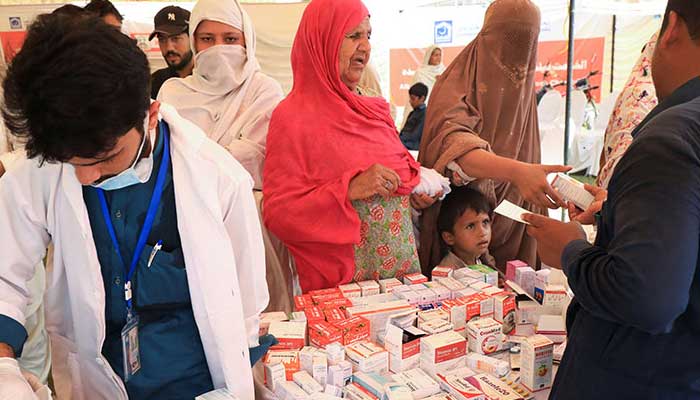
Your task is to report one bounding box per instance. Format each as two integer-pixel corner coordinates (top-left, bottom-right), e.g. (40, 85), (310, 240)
(400, 82), (429, 151)
(437, 187), (494, 268)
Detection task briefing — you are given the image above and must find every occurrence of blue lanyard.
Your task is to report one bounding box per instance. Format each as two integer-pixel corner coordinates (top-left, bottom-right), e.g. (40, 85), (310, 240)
(96, 121), (171, 317)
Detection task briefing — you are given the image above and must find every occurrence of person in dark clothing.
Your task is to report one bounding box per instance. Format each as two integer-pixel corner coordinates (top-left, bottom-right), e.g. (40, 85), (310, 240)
(523, 1), (700, 398)
(149, 6), (194, 99)
(84, 0), (122, 29)
(400, 82), (428, 151)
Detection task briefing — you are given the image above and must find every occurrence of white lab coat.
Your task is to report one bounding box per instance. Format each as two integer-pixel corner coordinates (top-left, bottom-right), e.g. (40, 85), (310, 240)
(0, 103), (269, 400)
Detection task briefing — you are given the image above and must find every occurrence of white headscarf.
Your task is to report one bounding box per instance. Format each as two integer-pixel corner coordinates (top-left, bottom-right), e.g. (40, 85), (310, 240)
(159, 0), (260, 143)
(414, 45), (446, 94)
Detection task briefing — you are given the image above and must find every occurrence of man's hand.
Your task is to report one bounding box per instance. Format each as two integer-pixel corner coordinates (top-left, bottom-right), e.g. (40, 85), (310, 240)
(523, 213), (587, 269)
(410, 192), (442, 210)
(568, 184), (607, 225)
(0, 358), (38, 400)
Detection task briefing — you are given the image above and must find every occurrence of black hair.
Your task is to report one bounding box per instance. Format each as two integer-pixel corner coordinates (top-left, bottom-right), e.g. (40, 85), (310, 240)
(51, 4), (86, 18)
(437, 186), (493, 236)
(2, 13), (150, 163)
(409, 82), (429, 99)
(84, 0), (123, 22)
(661, 0), (700, 42)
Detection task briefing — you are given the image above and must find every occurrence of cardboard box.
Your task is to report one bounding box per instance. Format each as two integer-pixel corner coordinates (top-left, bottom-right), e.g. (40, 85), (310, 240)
(392, 368), (441, 399)
(277, 382), (310, 400)
(295, 295), (314, 311)
(438, 278), (466, 297)
(442, 299), (467, 335)
(327, 361), (353, 387)
(346, 301), (415, 341)
(542, 285), (568, 315)
(324, 385), (344, 398)
(384, 383), (414, 400)
(379, 278), (403, 294)
(533, 270), (551, 302)
(469, 282), (493, 292)
(311, 393), (342, 400)
(353, 372), (393, 399)
(264, 350), (301, 381)
(333, 316), (371, 346)
(514, 267), (536, 297)
(293, 371), (324, 394)
(418, 308), (450, 322)
(436, 372), (486, 400)
(325, 343), (345, 366)
(420, 331), (467, 365)
(352, 293), (400, 306)
(403, 273), (429, 285)
(269, 321), (308, 350)
(419, 318), (454, 334)
(481, 286), (506, 298)
(506, 260), (528, 282)
(465, 353), (510, 377)
(463, 293), (493, 320)
(264, 362), (286, 391)
(415, 288), (438, 305)
(515, 300), (542, 325)
(521, 335), (554, 392)
(420, 356), (468, 380)
(535, 315), (566, 344)
(261, 311), (289, 336)
(305, 307), (326, 324)
(493, 294), (516, 334)
(453, 268), (484, 282)
(357, 280), (381, 297)
(300, 346), (318, 374)
(394, 289), (421, 305)
(345, 341), (389, 374)
(309, 321), (343, 349)
(345, 382), (379, 400)
(453, 287), (478, 300)
(467, 318), (507, 355)
(323, 308), (347, 323)
(466, 374), (523, 400)
(389, 353), (420, 373)
(384, 324), (425, 373)
(291, 311), (307, 322)
(309, 288), (343, 297)
(339, 282), (362, 298)
(467, 265), (498, 286)
(432, 266), (455, 280)
(312, 353), (328, 386)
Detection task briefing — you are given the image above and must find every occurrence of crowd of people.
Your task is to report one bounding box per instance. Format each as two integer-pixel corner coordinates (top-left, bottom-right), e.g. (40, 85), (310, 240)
(0, 0), (698, 399)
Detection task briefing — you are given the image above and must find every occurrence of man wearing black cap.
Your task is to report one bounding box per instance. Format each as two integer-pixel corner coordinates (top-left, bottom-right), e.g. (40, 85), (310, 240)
(149, 6), (193, 99)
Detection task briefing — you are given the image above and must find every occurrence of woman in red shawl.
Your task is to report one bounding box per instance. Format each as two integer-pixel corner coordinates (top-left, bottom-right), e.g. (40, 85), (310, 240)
(263, 0), (426, 293)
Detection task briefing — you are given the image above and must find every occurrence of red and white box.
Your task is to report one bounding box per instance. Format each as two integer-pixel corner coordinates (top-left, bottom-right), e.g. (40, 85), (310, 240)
(327, 360), (353, 387)
(308, 321), (343, 349)
(392, 369), (441, 400)
(295, 295), (314, 311)
(345, 341), (389, 374)
(415, 288), (437, 305)
(418, 308), (450, 323)
(521, 334), (554, 392)
(333, 316), (371, 346)
(469, 282), (492, 293)
(535, 315), (566, 344)
(493, 294), (516, 334)
(378, 278), (403, 294)
(467, 318), (505, 355)
(264, 350), (300, 381)
(339, 282), (362, 298)
(394, 289), (421, 305)
(260, 311), (289, 336)
(441, 299), (467, 335)
(418, 318), (454, 335)
(481, 286), (506, 298)
(453, 287), (478, 300)
(437, 278), (466, 298)
(435, 372), (486, 400)
(403, 273), (429, 285)
(345, 382), (379, 400)
(319, 297), (353, 312)
(432, 266), (455, 280)
(309, 287), (343, 297)
(269, 321), (307, 350)
(264, 362), (286, 391)
(384, 325), (425, 373)
(305, 307), (326, 324)
(323, 307), (347, 323)
(276, 381), (310, 400)
(357, 280), (381, 297)
(516, 300), (542, 325)
(506, 260), (528, 282)
(463, 293), (493, 320)
(420, 331), (467, 366)
(466, 374), (523, 400)
(542, 285), (568, 315)
(462, 296), (482, 322)
(293, 370), (324, 394)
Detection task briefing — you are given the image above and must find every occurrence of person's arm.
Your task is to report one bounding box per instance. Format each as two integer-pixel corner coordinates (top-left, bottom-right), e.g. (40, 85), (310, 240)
(561, 132), (699, 334)
(220, 172), (269, 347)
(225, 79), (284, 190)
(456, 149), (569, 208)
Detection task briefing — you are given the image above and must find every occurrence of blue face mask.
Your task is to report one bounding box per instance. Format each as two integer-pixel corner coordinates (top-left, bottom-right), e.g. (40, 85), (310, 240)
(90, 126), (154, 191)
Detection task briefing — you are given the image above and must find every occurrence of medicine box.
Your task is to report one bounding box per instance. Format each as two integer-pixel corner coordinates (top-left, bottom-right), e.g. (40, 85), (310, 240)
(520, 335), (554, 392)
(269, 321), (308, 350)
(345, 341), (389, 374)
(339, 282), (362, 298)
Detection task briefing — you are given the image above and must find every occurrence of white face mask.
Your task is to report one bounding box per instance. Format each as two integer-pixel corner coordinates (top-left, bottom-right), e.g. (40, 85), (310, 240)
(194, 44), (248, 94)
(90, 117), (154, 191)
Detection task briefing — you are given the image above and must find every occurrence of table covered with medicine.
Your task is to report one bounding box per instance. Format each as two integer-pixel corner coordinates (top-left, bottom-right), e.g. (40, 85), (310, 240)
(254, 260), (571, 400)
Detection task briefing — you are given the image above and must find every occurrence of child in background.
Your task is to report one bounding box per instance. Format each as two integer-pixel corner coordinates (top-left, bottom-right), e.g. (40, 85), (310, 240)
(399, 82), (428, 151)
(437, 186), (494, 268)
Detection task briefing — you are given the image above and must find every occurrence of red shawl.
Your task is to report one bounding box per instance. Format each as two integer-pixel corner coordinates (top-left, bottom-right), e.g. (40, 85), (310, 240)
(263, 0), (420, 293)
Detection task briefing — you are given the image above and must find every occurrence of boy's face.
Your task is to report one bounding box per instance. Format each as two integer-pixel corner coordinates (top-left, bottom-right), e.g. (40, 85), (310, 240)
(441, 209), (492, 259)
(409, 94), (426, 109)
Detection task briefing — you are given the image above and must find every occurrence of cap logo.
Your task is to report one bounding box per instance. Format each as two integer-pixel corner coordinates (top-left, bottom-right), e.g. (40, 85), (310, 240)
(168, 13), (176, 21)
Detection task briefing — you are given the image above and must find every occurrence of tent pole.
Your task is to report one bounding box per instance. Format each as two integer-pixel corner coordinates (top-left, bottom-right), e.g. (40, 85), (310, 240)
(610, 14), (617, 93)
(564, 0), (576, 166)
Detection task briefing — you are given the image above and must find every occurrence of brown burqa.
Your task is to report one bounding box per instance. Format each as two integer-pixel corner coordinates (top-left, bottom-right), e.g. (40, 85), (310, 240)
(418, 0), (545, 273)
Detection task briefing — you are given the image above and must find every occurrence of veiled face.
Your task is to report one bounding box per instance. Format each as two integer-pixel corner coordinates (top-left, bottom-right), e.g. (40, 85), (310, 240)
(338, 16), (371, 91)
(194, 20), (246, 53)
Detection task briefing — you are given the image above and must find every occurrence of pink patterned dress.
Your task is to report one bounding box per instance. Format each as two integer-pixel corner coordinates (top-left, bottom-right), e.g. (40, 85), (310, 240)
(352, 194), (420, 282)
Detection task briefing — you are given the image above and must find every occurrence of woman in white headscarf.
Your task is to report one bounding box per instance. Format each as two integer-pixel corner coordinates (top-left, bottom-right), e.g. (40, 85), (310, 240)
(401, 45), (445, 127)
(159, 0), (294, 313)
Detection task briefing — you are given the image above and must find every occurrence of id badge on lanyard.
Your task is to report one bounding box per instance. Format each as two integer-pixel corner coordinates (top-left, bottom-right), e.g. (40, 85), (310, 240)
(96, 121), (171, 382)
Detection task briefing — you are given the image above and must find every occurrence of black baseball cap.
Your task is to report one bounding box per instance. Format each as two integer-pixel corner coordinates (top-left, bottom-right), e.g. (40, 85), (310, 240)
(149, 6), (190, 41)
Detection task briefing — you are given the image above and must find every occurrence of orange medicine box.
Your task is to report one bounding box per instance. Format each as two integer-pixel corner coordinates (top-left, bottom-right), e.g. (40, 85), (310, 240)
(295, 295), (314, 311)
(493, 294), (517, 334)
(403, 273), (429, 285)
(432, 266), (455, 280)
(308, 321), (343, 349)
(333, 316), (371, 346)
(263, 349), (300, 381)
(324, 307), (347, 323)
(305, 307), (326, 323)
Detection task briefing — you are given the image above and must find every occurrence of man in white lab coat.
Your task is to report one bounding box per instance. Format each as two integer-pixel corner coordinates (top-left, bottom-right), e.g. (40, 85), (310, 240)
(0, 12), (269, 400)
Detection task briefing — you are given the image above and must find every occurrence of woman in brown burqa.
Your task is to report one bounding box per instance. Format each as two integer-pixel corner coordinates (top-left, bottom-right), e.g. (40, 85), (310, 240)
(418, 0), (570, 273)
